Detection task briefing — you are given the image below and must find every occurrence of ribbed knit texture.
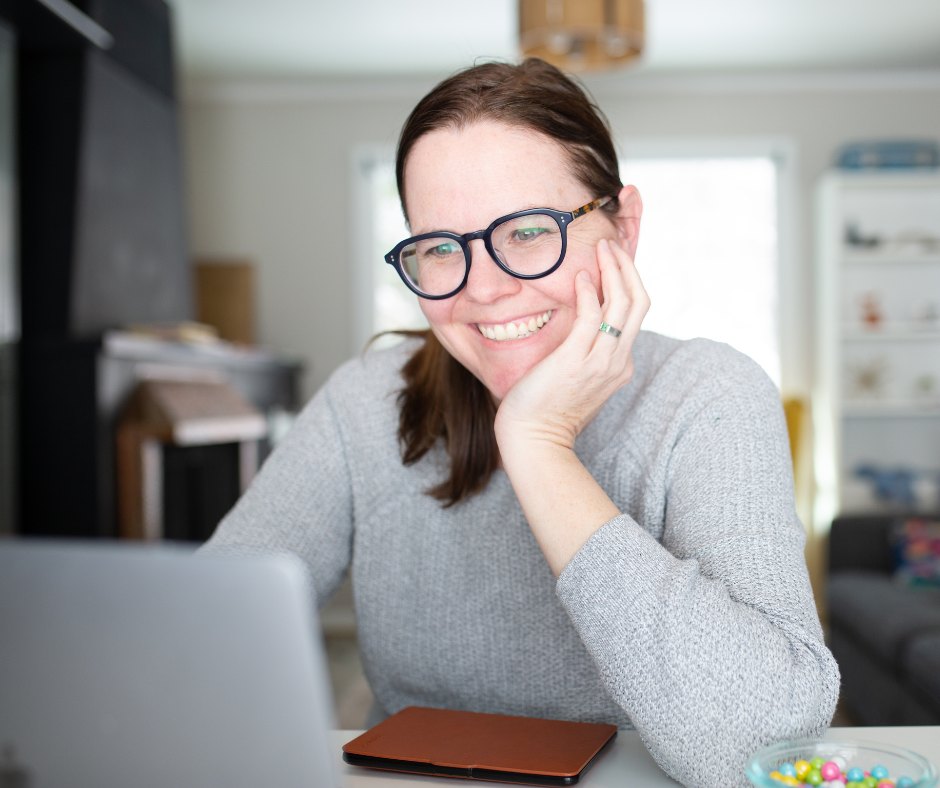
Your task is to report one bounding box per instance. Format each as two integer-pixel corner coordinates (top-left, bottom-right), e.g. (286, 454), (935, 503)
(204, 331), (839, 788)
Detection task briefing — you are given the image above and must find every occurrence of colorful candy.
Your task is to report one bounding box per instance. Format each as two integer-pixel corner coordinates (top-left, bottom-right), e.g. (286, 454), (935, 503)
(770, 760), (912, 788)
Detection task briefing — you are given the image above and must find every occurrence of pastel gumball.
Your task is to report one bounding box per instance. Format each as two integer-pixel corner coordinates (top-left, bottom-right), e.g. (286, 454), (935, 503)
(833, 758), (847, 772)
(796, 762), (812, 780)
(847, 769), (865, 783)
(821, 763), (841, 781)
(871, 768), (889, 782)
(782, 765), (798, 778)
(896, 778), (914, 788)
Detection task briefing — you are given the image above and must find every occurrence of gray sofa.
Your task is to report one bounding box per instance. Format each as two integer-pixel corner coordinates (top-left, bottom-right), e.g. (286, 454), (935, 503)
(828, 516), (940, 725)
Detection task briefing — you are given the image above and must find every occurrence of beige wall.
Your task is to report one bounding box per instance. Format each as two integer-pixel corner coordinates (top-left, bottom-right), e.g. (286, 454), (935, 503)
(182, 73), (940, 401)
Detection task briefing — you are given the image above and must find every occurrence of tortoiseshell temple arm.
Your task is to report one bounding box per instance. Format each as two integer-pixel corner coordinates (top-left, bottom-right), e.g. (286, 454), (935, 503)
(570, 195), (615, 220)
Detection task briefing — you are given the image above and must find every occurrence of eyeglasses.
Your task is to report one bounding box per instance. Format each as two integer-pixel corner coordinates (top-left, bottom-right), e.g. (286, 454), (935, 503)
(385, 196), (614, 300)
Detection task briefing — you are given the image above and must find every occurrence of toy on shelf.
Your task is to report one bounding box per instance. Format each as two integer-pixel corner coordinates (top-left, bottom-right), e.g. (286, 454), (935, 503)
(859, 292), (884, 330)
(911, 301), (940, 331)
(846, 356), (889, 399)
(914, 374), (938, 402)
(845, 222), (882, 249)
(855, 465), (940, 512)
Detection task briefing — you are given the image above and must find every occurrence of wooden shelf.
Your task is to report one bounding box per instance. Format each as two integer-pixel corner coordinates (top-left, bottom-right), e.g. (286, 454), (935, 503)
(842, 327), (940, 342)
(843, 400), (940, 418)
(841, 251), (940, 266)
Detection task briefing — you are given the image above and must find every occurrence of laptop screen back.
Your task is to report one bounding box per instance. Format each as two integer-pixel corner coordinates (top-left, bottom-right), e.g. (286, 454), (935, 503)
(0, 540), (336, 788)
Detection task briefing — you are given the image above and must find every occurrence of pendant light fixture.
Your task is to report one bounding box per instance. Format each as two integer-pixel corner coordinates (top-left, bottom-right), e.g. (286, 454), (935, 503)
(519, 0), (644, 73)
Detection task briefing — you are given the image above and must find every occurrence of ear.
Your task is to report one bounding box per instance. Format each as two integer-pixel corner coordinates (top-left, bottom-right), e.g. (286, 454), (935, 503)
(613, 184), (642, 260)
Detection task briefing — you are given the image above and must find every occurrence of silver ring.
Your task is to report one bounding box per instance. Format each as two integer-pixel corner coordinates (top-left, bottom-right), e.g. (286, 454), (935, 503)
(599, 322), (622, 338)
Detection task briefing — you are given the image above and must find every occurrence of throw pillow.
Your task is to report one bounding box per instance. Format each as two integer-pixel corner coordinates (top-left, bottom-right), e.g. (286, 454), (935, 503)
(892, 518), (940, 587)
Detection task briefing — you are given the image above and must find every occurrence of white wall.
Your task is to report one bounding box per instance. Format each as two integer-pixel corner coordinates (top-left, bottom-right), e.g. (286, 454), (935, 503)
(182, 72), (940, 402)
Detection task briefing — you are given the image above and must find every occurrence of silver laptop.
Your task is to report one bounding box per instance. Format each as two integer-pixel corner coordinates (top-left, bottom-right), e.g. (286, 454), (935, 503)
(0, 539), (337, 788)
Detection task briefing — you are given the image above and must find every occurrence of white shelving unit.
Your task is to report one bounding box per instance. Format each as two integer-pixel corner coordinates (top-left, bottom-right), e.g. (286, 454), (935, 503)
(814, 170), (940, 525)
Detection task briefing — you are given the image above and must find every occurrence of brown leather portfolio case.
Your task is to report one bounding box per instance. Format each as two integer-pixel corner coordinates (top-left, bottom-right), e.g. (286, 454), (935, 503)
(342, 706), (618, 786)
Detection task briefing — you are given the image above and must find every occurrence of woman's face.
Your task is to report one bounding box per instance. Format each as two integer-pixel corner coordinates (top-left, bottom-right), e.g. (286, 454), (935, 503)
(403, 121), (640, 402)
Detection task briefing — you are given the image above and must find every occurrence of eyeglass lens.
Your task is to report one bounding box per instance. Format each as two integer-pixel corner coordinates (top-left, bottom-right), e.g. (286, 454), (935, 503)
(399, 213), (563, 297)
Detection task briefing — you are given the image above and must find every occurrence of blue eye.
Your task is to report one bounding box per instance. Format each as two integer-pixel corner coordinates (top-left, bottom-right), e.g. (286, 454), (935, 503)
(429, 242), (460, 257)
(512, 227), (551, 242)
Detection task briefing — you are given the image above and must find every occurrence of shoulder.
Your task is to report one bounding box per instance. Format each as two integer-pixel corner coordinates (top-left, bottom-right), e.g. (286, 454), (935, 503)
(319, 337), (423, 411)
(598, 331), (785, 464)
(580, 331), (782, 472)
(631, 330), (778, 412)
(279, 337), (424, 469)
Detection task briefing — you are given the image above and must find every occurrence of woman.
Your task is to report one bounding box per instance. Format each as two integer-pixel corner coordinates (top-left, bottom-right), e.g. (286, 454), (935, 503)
(206, 59), (839, 787)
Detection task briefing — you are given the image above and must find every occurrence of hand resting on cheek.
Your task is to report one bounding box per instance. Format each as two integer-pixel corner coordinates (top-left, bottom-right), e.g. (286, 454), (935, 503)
(494, 236), (651, 578)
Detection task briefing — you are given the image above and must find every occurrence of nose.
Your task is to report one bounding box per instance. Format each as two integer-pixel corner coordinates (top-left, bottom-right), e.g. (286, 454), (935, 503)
(462, 239), (521, 304)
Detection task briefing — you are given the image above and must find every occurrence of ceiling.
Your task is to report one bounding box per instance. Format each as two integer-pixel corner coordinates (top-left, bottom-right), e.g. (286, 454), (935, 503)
(170, 0), (940, 80)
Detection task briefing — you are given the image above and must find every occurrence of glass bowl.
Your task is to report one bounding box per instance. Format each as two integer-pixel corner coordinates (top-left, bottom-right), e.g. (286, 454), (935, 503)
(746, 740), (938, 788)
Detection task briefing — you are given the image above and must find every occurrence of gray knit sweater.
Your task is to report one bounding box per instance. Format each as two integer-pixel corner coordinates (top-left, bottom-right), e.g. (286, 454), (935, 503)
(205, 330), (839, 788)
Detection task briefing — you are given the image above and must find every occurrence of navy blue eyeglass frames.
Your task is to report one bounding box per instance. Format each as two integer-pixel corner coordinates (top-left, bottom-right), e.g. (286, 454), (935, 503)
(385, 195), (615, 300)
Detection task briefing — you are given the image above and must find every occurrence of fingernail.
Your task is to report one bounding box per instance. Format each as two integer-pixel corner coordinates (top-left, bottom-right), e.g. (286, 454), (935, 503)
(599, 238), (610, 252)
(579, 271), (591, 281)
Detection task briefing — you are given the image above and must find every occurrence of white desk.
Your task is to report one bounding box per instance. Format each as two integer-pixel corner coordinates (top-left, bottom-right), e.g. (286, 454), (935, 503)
(332, 728), (940, 788)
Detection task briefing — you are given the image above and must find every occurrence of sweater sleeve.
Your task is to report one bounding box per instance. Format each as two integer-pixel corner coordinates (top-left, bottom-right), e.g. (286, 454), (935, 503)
(555, 350), (840, 788)
(201, 382), (354, 610)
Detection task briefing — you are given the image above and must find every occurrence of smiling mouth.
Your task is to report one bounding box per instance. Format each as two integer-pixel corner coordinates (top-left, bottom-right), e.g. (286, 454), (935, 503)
(476, 310), (553, 342)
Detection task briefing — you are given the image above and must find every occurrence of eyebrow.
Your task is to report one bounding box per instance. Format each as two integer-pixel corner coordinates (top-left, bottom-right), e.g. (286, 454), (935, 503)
(410, 203), (552, 236)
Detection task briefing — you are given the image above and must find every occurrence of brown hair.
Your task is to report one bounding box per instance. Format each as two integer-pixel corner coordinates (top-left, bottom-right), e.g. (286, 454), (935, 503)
(395, 58), (623, 506)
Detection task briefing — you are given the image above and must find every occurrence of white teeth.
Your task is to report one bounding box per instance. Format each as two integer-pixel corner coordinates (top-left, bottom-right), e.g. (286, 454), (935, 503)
(478, 310), (553, 342)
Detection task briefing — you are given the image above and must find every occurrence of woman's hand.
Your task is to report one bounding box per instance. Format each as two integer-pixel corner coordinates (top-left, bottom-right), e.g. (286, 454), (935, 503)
(495, 237), (650, 452)
(494, 238), (650, 577)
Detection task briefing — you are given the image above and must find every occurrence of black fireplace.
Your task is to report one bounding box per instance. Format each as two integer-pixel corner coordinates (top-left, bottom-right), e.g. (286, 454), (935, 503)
(2, 0), (300, 540)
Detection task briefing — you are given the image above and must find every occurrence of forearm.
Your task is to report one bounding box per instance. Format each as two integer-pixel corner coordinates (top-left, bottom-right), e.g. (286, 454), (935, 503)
(557, 516), (839, 788)
(498, 436), (621, 577)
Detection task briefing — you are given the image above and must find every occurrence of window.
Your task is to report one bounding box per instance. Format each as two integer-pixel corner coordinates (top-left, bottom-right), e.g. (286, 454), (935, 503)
(352, 157), (426, 354)
(371, 163), (428, 336)
(619, 154), (781, 386)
